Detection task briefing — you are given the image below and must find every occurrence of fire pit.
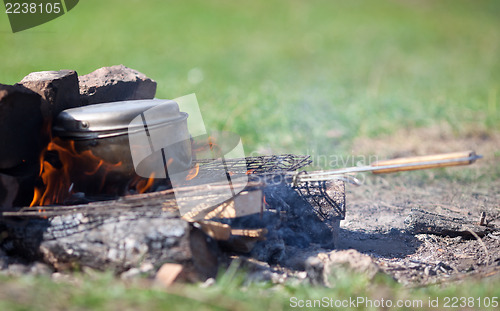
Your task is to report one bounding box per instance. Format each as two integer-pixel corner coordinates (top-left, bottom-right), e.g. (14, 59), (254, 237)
(0, 154), (346, 279)
(0, 67), (485, 283)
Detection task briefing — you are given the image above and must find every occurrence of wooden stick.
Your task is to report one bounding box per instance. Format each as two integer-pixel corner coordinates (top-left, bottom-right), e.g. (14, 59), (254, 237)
(371, 150), (479, 174)
(297, 150), (481, 181)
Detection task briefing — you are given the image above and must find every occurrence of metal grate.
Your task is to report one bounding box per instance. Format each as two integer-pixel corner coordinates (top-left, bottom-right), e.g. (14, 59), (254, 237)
(294, 180), (345, 221)
(194, 154), (312, 174)
(0, 154), (346, 221)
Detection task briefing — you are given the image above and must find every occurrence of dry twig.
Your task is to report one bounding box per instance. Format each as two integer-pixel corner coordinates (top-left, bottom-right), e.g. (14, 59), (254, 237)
(465, 227), (491, 266)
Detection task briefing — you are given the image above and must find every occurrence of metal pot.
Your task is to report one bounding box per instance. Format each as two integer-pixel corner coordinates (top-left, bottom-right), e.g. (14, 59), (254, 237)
(53, 99), (192, 195)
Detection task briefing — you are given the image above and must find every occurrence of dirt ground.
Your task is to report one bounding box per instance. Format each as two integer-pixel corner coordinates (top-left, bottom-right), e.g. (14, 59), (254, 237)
(240, 125), (500, 286)
(339, 176), (500, 285)
(336, 126), (500, 285)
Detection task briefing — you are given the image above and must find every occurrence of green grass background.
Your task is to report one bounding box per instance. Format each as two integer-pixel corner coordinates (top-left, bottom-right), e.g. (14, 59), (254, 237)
(1, 268), (500, 311)
(1, 0), (500, 309)
(1, 0), (499, 159)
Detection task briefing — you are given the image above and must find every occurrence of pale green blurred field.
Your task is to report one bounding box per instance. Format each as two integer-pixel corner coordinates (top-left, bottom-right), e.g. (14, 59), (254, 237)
(1, 0), (499, 159)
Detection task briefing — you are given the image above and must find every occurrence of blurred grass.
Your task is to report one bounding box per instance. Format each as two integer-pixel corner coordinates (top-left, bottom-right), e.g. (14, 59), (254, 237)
(1, 0), (499, 160)
(1, 268), (500, 311)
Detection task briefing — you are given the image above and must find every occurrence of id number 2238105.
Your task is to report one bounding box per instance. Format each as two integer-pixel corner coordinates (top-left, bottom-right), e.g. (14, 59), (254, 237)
(5, 2), (61, 14)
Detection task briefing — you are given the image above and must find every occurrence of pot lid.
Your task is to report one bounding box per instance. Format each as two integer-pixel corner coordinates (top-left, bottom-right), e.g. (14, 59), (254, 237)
(53, 99), (185, 138)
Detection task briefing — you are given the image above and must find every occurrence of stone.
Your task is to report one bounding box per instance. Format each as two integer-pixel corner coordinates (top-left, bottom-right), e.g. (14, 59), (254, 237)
(303, 249), (380, 286)
(79, 65), (157, 105)
(0, 248), (8, 271)
(19, 70), (81, 120)
(326, 249), (379, 279)
(120, 268), (141, 280)
(29, 262), (53, 276)
(0, 174), (19, 209)
(6, 263), (30, 276)
(305, 256), (326, 286)
(0, 84), (44, 170)
(155, 263), (184, 287)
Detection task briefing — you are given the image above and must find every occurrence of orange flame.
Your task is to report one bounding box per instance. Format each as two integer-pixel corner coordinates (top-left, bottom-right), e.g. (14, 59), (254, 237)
(128, 172), (156, 194)
(192, 135), (223, 157)
(185, 163), (200, 181)
(263, 194), (268, 206)
(30, 138), (123, 206)
(137, 173), (156, 194)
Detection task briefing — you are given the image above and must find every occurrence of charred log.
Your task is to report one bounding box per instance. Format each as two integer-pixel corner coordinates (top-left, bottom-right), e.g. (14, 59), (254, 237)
(405, 209), (496, 238)
(0, 207), (219, 279)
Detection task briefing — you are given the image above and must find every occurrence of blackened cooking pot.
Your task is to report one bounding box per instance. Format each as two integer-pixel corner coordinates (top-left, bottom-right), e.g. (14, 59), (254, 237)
(52, 99), (192, 196)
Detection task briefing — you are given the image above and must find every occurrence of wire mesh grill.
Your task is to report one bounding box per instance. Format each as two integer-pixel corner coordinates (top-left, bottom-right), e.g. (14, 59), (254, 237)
(194, 154), (312, 174)
(294, 180), (345, 221)
(0, 154), (345, 221)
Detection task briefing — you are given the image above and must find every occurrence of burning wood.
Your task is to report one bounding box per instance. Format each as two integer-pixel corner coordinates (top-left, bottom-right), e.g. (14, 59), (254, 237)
(30, 136), (162, 206)
(0, 66), (159, 208)
(31, 137), (124, 206)
(1, 154), (346, 275)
